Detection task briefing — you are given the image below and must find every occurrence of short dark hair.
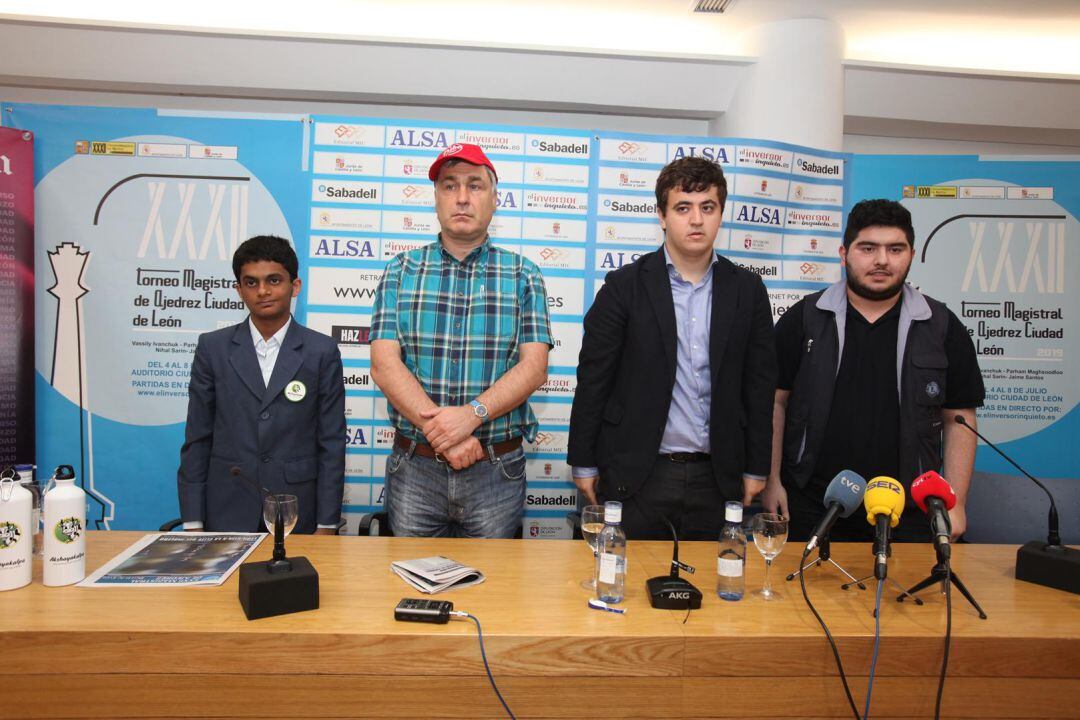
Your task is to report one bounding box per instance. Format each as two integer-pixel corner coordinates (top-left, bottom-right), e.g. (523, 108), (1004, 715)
(843, 199), (915, 248)
(655, 156), (728, 216)
(232, 235), (299, 281)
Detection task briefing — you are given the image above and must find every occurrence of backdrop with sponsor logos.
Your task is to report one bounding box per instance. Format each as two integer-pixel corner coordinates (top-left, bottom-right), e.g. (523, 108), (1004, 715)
(305, 116), (850, 538)
(52, 102), (1079, 537)
(852, 155), (1080, 542)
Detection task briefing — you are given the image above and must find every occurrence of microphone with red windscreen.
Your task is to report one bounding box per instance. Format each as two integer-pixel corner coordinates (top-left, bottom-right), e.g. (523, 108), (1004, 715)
(911, 471), (957, 560)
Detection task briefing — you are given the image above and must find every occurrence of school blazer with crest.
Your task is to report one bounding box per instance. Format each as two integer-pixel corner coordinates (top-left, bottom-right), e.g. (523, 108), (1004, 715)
(177, 320), (346, 533)
(567, 249), (777, 501)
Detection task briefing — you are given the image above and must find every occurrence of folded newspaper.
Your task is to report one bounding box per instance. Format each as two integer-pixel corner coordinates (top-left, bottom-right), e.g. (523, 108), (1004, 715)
(390, 556), (485, 594)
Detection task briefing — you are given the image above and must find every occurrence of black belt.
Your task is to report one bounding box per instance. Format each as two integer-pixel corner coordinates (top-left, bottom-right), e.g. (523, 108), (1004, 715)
(660, 452), (711, 463)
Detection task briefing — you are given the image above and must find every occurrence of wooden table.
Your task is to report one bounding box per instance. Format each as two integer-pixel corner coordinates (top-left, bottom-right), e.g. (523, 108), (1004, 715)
(5, 532), (1079, 719)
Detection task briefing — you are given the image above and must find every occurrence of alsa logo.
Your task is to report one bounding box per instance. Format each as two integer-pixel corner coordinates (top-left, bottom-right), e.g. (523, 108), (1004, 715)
(314, 238), (374, 258)
(599, 251), (644, 269)
(671, 145), (729, 164)
(332, 325), (371, 345)
(496, 190), (518, 209)
(736, 204), (782, 226)
(389, 129), (449, 148)
(345, 427), (368, 447)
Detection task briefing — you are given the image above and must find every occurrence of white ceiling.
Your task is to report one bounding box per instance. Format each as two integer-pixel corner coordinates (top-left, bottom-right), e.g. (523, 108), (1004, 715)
(2, 0), (1079, 77)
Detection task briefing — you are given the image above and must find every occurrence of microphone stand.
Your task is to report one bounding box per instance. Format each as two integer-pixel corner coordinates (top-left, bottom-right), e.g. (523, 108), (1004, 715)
(899, 543), (987, 619)
(787, 533), (867, 590)
(267, 501), (293, 574)
(842, 528), (924, 613)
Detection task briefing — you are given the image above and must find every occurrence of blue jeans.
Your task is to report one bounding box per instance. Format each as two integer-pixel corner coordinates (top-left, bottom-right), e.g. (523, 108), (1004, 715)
(385, 441), (527, 538)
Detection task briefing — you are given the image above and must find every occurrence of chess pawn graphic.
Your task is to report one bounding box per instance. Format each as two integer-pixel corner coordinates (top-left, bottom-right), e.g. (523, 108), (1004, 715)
(47, 242), (90, 405)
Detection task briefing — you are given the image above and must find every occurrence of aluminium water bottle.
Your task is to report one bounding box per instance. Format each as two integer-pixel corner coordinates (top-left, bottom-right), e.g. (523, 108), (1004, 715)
(43, 465), (86, 586)
(717, 501), (746, 601)
(14, 464), (41, 556)
(595, 501), (627, 604)
(0, 468), (33, 591)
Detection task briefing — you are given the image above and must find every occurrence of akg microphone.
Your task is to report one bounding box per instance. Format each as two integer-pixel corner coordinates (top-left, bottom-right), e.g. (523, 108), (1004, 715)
(805, 470), (867, 555)
(230, 467), (321, 620)
(646, 514), (702, 610)
(953, 415), (1080, 595)
(911, 471), (957, 561)
(864, 477), (905, 581)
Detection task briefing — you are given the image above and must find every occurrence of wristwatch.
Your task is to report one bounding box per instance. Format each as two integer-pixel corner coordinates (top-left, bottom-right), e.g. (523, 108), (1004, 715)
(469, 399), (489, 421)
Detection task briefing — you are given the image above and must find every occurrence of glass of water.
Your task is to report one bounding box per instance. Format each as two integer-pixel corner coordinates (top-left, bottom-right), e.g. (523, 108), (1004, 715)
(263, 494), (298, 537)
(751, 512), (788, 600)
(579, 504), (605, 590)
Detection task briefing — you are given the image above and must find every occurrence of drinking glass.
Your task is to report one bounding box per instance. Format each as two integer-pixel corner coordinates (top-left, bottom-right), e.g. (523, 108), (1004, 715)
(263, 494), (299, 537)
(751, 512), (788, 600)
(579, 504), (605, 591)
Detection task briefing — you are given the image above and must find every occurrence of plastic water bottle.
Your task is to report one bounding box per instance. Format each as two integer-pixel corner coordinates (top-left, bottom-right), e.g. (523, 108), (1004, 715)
(43, 465), (86, 587)
(595, 501), (626, 604)
(0, 468), (33, 591)
(717, 501), (746, 601)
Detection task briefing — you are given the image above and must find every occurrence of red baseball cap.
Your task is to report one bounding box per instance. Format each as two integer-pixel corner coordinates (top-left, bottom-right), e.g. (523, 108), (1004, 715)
(427, 143), (498, 183)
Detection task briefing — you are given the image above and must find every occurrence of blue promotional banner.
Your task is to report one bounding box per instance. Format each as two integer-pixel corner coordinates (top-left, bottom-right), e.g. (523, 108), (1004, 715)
(5, 103), (308, 529)
(7, 102), (856, 535)
(851, 155), (1080, 480)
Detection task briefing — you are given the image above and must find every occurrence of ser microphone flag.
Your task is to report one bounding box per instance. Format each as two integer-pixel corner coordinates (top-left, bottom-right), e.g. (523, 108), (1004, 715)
(864, 476), (905, 581)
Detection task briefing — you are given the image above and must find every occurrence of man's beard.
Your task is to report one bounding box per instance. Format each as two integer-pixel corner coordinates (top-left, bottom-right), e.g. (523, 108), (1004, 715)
(846, 266), (910, 301)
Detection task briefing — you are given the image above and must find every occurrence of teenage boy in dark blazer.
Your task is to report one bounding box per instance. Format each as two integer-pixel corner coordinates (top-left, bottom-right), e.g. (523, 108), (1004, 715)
(568, 157), (777, 540)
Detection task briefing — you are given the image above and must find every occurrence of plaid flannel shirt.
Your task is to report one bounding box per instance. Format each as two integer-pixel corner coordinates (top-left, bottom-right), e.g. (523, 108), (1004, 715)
(371, 238), (553, 445)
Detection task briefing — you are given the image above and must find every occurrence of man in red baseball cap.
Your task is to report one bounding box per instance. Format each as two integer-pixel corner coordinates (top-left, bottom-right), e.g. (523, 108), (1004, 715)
(368, 142), (553, 538)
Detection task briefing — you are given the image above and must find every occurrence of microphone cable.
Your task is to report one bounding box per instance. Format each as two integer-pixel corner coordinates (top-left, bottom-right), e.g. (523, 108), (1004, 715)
(451, 611), (516, 720)
(798, 548), (861, 720)
(863, 578), (885, 720)
(934, 561), (953, 720)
